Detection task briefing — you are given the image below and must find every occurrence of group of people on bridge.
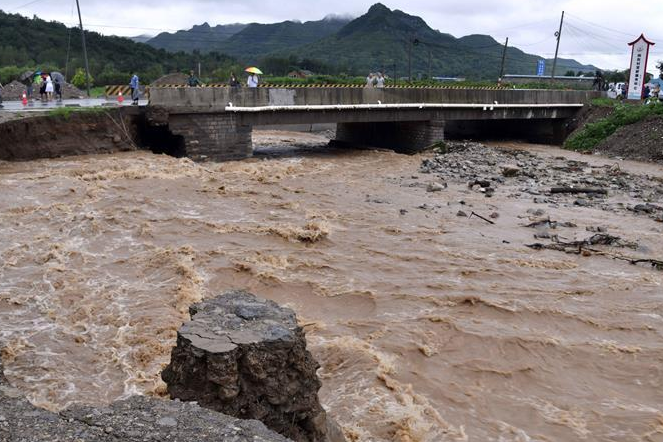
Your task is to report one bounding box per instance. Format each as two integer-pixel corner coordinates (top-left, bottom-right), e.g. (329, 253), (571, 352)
(182, 70), (261, 89)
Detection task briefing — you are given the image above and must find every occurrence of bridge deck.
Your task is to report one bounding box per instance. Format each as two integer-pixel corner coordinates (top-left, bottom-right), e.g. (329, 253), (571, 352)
(225, 103), (585, 112)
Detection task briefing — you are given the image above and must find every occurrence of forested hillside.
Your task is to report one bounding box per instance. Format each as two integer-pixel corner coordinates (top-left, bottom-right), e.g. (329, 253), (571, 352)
(0, 4), (598, 85)
(287, 4), (595, 79)
(0, 10), (236, 85)
(148, 22), (247, 53)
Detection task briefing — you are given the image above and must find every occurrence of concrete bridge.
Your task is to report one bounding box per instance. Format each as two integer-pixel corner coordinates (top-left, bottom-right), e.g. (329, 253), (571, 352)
(147, 87), (601, 161)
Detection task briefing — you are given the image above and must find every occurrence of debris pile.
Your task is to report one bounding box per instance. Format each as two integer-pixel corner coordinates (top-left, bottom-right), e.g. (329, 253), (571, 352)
(421, 141), (663, 223)
(0, 79), (85, 100)
(420, 141), (663, 270)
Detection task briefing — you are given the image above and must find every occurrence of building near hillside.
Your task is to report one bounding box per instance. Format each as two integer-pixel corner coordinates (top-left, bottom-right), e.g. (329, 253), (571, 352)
(432, 77), (466, 82)
(287, 70), (313, 79)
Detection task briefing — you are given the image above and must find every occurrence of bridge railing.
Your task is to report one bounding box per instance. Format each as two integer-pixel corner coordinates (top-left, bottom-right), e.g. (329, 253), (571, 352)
(147, 85), (602, 112)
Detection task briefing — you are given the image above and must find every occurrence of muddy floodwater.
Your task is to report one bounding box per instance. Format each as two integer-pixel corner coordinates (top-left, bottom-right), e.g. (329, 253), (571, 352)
(1, 131), (662, 441)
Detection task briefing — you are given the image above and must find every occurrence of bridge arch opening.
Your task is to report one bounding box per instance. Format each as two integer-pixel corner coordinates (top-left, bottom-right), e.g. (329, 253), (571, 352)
(444, 119), (568, 145)
(139, 124), (187, 158)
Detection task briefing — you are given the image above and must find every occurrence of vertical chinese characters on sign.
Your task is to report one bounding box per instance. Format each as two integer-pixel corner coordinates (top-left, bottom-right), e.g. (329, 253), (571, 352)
(627, 35), (655, 100)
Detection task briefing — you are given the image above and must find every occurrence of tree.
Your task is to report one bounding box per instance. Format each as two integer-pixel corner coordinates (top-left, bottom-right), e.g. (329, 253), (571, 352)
(0, 65), (22, 84)
(71, 68), (93, 89)
(658, 60), (662, 79)
(564, 70), (576, 77)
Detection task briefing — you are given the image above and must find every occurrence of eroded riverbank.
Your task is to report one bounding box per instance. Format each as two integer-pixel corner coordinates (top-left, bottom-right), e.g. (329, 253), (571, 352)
(1, 132), (662, 441)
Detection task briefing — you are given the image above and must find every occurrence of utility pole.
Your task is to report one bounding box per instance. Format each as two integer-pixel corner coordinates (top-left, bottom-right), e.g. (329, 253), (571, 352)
(428, 49), (432, 79)
(498, 37), (509, 83)
(75, 0), (91, 97)
(407, 34), (413, 82)
(551, 11), (565, 81)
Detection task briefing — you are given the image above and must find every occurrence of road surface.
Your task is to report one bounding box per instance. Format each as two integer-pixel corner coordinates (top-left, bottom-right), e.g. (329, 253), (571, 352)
(0, 98), (148, 112)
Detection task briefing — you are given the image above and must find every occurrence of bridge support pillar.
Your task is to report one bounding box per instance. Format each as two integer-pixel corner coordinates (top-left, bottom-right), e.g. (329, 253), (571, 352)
(168, 113), (252, 162)
(335, 120), (445, 154)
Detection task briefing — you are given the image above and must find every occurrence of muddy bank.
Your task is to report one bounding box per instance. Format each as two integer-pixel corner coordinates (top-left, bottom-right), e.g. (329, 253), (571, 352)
(594, 115), (663, 164)
(565, 103), (615, 138)
(1, 133), (663, 441)
(566, 103), (663, 164)
(0, 108), (142, 161)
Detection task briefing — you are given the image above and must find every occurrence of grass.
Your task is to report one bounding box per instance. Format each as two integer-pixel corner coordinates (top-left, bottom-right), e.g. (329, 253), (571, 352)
(565, 101), (663, 151)
(47, 106), (108, 120)
(589, 97), (619, 107)
(89, 86), (106, 98)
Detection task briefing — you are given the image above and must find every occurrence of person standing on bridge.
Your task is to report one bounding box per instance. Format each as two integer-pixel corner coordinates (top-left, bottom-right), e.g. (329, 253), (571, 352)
(229, 73), (241, 89)
(54, 76), (63, 101)
(44, 74), (54, 101)
(37, 74), (46, 102)
(247, 72), (259, 88)
(376, 73), (385, 88)
(365, 73), (375, 88)
(188, 70), (201, 87)
(130, 72), (140, 105)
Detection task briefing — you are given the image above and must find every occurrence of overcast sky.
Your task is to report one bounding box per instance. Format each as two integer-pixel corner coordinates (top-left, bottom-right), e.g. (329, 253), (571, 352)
(3, 0), (662, 73)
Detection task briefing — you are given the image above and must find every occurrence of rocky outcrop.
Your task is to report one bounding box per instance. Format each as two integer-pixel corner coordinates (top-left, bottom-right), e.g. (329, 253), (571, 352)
(0, 358), (289, 441)
(162, 290), (343, 442)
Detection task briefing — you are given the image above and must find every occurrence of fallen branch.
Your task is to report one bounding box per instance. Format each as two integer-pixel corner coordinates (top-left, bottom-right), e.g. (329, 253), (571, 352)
(611, 256), (663, 270)
(526, 234), (637, 253)
(469, 211), (495, 225)
(526, 235), (663, 270)
(549, 187), (608, 195)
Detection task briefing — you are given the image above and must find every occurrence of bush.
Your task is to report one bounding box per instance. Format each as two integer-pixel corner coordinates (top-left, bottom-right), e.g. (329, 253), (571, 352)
(71, 68), (93, 89)
(565, 102), (663, 151)
(0, 65), (23, 84)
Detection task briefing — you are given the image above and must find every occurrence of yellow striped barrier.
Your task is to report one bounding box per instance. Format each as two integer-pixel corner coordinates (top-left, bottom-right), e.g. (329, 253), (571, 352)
(145, 84), (509, 91)
(105, 85), (151, 98)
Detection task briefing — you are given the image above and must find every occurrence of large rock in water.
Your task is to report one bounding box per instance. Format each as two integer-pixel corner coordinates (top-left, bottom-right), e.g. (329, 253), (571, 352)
(0, 359), (289, 441)
(162, 290), (342, 442)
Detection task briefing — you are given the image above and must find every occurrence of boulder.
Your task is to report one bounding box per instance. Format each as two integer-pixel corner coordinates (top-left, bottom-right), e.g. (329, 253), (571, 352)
(501, 164), (521, 177)
(162, 290), (344, 442)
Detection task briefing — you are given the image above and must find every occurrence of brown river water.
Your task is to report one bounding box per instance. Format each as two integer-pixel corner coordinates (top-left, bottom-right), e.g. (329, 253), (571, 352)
(1, 131), (662, 441)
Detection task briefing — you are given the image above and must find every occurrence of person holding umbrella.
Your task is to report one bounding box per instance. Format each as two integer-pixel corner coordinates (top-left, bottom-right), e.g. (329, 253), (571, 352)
(35, 72), (46, 102)
(50, 72), (65, 101)
(245, 67), (262, 88)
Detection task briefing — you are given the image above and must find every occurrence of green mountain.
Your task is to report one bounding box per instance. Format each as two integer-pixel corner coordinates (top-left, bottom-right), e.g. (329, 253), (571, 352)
(0, 5), (597, 84)
(196, 17), (350, 60)
(144, 17), (349, 59)
(130, 34), (153, 44)
(139, 3), (595, 79)
(0, 10), (236, 84)
(148, 23), (247, 53)
(285, 3), (595, 79)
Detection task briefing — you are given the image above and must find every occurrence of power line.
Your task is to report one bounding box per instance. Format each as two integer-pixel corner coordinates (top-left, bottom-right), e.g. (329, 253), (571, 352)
(565, 13), (663, 42)
(6, 0), (49, 12)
